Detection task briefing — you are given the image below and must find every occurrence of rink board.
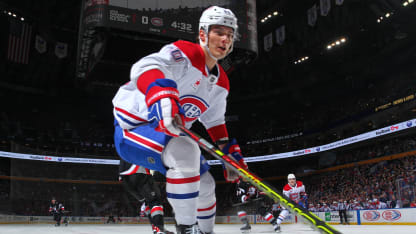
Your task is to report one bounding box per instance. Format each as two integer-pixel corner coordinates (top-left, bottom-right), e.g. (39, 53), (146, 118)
(312, 208), (416, 225)
(1, 208), (416, 225)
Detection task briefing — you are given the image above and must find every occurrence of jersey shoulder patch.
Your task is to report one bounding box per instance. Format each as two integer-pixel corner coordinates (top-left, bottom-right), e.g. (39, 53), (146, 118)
(217, 65), (230, 91)
(296, 181), (303, 187)
(173, 40), (206, 76)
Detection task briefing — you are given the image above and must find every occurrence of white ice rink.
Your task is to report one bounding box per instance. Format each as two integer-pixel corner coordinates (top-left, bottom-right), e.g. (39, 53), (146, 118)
(0, 224), (415, 234)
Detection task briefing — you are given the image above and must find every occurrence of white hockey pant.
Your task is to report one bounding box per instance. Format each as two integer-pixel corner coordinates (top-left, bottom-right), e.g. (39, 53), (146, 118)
(162, 136), (216, 232)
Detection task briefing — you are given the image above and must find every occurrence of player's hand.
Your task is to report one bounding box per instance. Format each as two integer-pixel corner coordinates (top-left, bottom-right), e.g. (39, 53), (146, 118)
(221, 139), (247, 182)
(146, 79), (185, 137)
(241, 194), (249, 203)
(300, 192), (308, 199)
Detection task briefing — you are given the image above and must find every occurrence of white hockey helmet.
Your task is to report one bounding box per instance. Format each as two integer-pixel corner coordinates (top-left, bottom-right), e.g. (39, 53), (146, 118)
(199, 6), (238, 58)
(287, 173), (296, 180)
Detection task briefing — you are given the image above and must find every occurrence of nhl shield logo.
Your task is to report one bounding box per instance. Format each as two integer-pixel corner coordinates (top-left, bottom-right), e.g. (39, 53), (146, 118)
(147, 157), (155, 164)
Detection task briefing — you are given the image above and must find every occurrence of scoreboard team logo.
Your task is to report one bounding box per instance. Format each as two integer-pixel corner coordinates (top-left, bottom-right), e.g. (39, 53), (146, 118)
(151, 17), (163, 27)
(363, 210), (380, 221)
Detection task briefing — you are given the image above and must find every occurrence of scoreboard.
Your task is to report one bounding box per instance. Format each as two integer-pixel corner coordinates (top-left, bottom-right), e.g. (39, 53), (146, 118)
(76, 0), (258, 78)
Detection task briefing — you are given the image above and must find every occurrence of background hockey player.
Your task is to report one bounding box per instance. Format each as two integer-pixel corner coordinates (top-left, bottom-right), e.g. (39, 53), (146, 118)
(235, 179), (280, 233)
(308, 203), (317, 212)
(321, 203), (331, 212)
(119, 159), (173, 234)
(112, 5), (246, 234)
(330, 201), (338, 211)
(274, 174), (306, 232)
(49, 197), (64, 226)
(271, 202), (281, 218)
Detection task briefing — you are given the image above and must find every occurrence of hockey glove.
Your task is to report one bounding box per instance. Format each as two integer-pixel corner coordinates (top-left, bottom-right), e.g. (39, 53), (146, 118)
(146, 79), (185, 137)
(221, 138), (248, 182)
(299, 192), (308, 208)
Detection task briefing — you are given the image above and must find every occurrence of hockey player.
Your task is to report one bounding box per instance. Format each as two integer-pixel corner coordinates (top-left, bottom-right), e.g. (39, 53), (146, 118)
(374, 198), (387, 209)
(308, 203), (317, 212)
(113, 6), (246, 234)
(274, 174), (306, 232)
(119, 159), (173, 234)
(352, 201), (364, 210)
(236, 180), (280, 233)
(49, 197), (64, 226)
(330, 201), (338, 211)
(322, 203), (331, 212)
(271, 202), (281, 218)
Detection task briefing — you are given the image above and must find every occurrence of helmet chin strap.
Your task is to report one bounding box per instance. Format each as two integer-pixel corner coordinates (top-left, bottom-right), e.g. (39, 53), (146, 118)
(200, 29), (220, 61)
(203, 44), (218, 61)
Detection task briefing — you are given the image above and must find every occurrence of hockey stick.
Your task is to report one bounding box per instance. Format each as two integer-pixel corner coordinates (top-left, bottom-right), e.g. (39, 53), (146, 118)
(231, 197), (263, 207)
(177, 125), (341, 234)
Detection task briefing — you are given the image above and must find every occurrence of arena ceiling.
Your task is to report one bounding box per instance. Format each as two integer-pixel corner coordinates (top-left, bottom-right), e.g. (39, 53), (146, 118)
(2, 0), (415, 103)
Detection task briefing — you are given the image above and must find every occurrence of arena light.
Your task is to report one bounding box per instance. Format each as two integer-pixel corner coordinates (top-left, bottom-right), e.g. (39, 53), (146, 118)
(294, 56), (309, 64)
(261, 10), (280, 23)
(326, 37), (347, 50)
(378, 12), (393, 23)
(20, 17), (24, 21)
(12, 13), (16, 17)
(8, 11), (11, 15)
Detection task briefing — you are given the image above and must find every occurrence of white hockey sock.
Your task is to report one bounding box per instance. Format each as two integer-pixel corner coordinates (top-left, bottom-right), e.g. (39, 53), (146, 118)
(197, 172), (216, 233)
(166, 169), (200, 225)
(277, 209), (289, 225)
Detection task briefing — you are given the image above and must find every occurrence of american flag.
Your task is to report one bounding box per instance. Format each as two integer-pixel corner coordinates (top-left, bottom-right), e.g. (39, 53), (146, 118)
(7, 19), (32, 64)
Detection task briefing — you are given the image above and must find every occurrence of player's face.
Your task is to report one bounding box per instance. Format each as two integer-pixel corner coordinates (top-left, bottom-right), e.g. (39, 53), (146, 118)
(288, 178), (296, 186)
(207, 25), (234, 59)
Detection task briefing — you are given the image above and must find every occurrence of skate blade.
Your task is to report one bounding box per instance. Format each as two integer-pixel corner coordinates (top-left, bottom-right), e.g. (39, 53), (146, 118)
(241, 230), (251, 233)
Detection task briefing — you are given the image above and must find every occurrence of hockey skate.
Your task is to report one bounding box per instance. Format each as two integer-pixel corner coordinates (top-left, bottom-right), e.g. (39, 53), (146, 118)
(152, 224), (174, 234)
(176, 224), (200, 234)
(271, 219), (281, 233)
(240, 222), (251, 233)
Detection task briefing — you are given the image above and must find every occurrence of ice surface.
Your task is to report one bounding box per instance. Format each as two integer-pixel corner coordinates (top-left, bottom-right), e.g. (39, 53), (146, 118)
(0, 223), (414, 234)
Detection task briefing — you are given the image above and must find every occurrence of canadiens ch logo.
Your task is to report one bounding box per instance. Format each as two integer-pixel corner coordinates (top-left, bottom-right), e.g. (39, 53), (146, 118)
(180, 95), (209, 121)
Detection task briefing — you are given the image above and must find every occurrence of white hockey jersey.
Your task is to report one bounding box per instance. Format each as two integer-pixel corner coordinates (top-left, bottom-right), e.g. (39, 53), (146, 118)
(112, 40), (230, 142)
(283, 181), (305, 203)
